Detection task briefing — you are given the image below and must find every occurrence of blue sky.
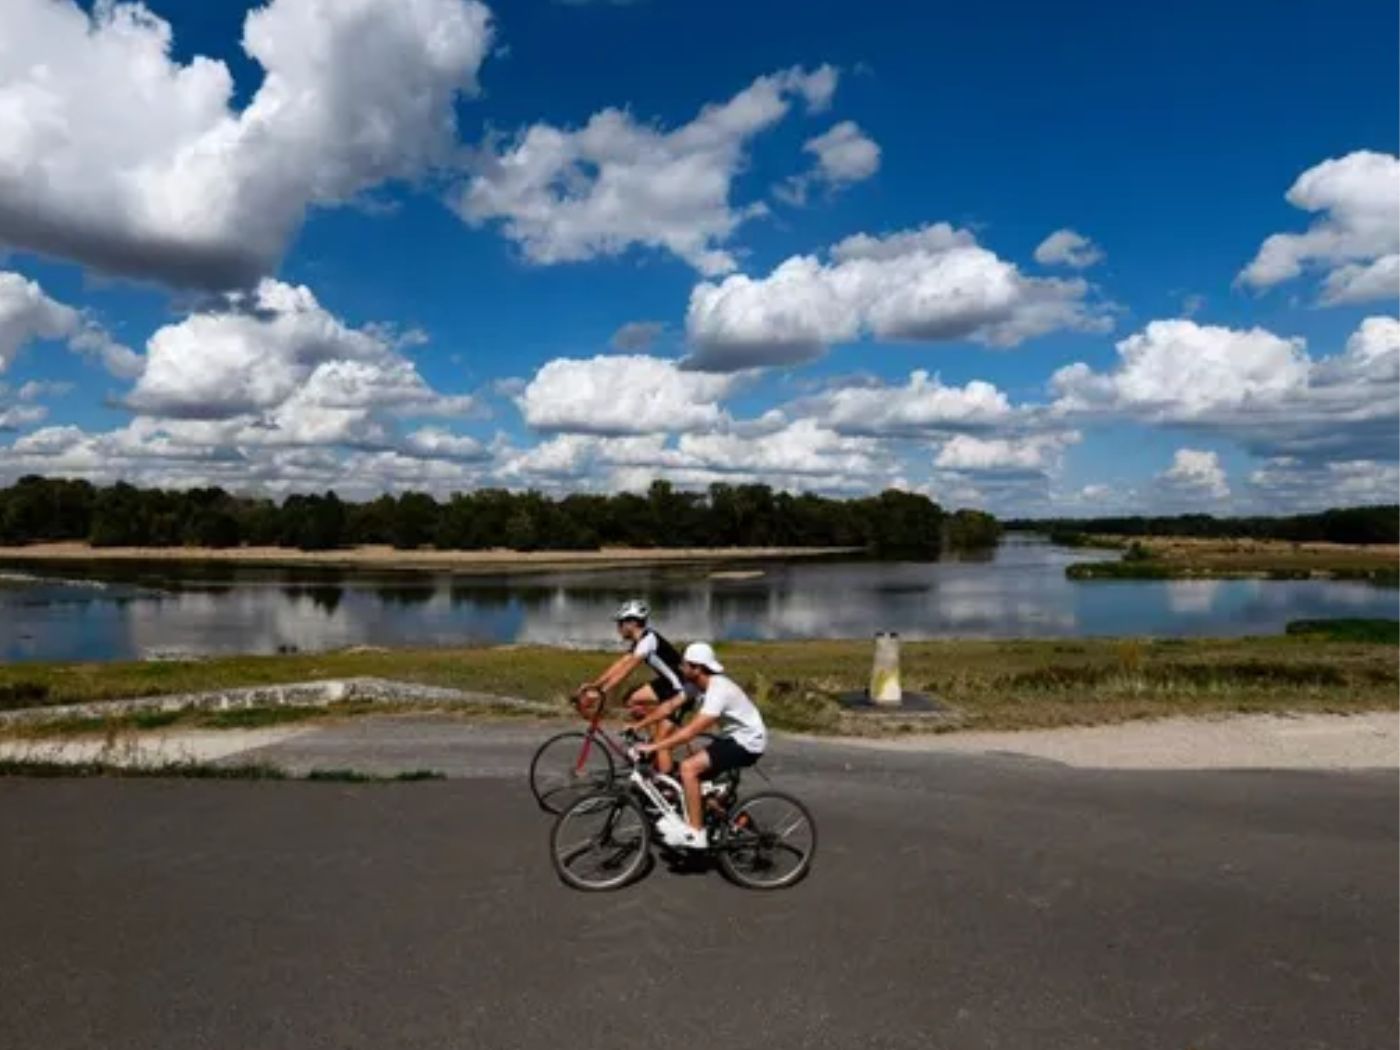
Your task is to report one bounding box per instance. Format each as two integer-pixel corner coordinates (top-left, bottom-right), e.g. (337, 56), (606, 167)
(0, 0), (1396, 514)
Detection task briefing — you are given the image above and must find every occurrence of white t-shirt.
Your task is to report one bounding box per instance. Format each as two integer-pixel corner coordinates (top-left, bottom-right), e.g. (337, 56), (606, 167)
(700, 674), (767, 754)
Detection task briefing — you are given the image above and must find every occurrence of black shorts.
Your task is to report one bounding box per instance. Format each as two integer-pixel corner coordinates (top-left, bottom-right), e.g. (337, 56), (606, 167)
(706, 736), (761, 776)
(650, 675), (683, 702)
(648, 677), (701, 718)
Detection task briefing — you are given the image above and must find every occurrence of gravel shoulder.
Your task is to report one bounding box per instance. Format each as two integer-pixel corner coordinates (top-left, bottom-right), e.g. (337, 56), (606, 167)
(824, 711), (1399, 770)
(0, 726), (316, 765)
(4, 711), (1395, 773)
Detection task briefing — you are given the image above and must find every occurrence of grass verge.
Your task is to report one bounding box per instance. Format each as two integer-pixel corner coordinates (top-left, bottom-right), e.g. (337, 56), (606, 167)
(0, 624), (1395, 736)
(0, 757), (444, 781)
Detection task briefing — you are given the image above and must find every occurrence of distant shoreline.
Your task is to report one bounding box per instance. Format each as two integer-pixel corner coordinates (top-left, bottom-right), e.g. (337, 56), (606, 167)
(0, 542), (865, 574)
(1058, 534), (1400, 584)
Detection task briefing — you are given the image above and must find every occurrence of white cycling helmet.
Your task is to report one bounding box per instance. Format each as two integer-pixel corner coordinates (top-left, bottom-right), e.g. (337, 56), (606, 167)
(613, 598), (650, 623)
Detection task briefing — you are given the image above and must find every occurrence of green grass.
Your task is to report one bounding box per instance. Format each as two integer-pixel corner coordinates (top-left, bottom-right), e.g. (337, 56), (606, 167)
(0, 758), (288, 779)
(0, 628), (1395, 735)
(1066, 561), (1175, 580)
(1285, 618), (1400, 644)
(1068, 561), (1399, 583)
(0, 758), (446, 781)
(305, 768), (445, 782)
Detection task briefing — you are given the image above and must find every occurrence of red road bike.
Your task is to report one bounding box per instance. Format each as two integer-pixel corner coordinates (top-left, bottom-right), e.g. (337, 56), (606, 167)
(528, 688), (711, 814)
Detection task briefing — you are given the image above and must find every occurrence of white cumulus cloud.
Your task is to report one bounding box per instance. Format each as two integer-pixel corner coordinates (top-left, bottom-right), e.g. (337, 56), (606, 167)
(1051, 316), (1400, 461)
(0, 272), (79, 372)
(1238, 150), (1399, 305)
(804, 371), (1017, 436)
(498, 417), (886, 493)
(454, 66), (838, 275)
(1158, 448), (1230, 500)
(127, 280), (467, 426)
(516, 354), (736, 434)
(685, 223), (1112, 370)
(1034, 229), (1104, 269)
(0, 0), (494, 288)
(933, 432), (1079, 475)
(0, 271), (140, 377)
(1248, 457), (1400, 511)
(776, 121), (881, 205)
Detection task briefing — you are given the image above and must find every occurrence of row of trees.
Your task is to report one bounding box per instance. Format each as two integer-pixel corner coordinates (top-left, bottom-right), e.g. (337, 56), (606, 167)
(1009, 506), (1399, 546)
(0, 476), (1001, 555)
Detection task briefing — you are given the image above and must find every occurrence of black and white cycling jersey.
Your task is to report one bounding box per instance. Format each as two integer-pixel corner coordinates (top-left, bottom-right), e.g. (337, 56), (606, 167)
(631, 628), (684, 693)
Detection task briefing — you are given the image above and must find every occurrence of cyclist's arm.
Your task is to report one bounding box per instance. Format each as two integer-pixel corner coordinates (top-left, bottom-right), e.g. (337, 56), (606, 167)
(652, 712), (717, 751)
(591, 652), (642, 692)
(631, 695), (685, 731)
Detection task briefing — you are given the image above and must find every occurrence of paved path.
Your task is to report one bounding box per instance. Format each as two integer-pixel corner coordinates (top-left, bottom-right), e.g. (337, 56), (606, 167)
(2, 717), (1395, 1049)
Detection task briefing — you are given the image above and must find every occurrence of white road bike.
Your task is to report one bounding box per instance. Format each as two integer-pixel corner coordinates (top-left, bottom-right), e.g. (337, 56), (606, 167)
(549, 731), (817, 892)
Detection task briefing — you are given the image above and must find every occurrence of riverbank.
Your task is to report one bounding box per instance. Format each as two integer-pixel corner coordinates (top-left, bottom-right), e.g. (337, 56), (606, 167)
(0, 541), (862, 574)
(3, 629), (1394, 737)
(1062, 535), (1399, 583)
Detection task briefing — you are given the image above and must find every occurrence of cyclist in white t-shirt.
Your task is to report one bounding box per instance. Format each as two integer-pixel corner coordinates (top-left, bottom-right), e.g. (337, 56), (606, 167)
(640, 641), (766, 850)
(585, 599), (697, 774)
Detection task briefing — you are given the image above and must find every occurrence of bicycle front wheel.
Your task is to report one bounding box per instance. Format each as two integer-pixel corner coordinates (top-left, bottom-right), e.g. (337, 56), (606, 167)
(551, 790), (652, 891)
(717, 791), (817, 890)
(529, 731), (615, 814)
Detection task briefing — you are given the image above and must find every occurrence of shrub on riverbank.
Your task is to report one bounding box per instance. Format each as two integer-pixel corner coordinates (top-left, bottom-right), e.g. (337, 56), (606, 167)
(1285, 618), (1400, 644)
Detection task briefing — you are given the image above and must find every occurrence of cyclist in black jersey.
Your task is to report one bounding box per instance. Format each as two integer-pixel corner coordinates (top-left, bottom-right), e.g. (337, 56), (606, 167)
(585, 599), (696, 774)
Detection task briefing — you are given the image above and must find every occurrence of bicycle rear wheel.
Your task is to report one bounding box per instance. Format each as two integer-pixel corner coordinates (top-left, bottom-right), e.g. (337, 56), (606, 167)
(716, 791), (816, 890)
(529, 731), (615, 814)
(551, 790), (651, 891)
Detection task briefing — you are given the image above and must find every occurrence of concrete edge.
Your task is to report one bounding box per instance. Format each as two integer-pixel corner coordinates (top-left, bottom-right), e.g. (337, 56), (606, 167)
(0, 677), (558, 727)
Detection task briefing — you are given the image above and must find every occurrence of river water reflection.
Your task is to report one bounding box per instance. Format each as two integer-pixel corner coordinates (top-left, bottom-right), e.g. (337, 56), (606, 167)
(1, 535), (1395, 663)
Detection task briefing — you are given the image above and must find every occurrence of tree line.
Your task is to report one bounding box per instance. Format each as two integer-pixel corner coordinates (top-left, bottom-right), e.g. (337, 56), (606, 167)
(1008, 506), (1399, 546)
(0, 476), (1002, 555)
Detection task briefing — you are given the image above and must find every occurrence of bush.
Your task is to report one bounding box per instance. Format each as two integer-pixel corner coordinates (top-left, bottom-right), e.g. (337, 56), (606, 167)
(1286, 619), (1400, 644)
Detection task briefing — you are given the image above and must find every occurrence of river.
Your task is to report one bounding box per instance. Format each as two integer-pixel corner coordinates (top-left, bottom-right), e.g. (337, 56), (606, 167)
(0, 535), (1395, 663)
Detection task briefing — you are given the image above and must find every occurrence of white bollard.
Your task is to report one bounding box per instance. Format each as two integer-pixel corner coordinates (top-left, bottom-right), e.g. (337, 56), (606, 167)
(870, 631), (902, 705)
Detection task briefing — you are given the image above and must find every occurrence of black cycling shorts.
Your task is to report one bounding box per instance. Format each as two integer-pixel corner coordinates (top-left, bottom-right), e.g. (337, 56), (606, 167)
(649, 675), (682, 702)
(649, 676), (702, 716)
(706, 736), (761, 776)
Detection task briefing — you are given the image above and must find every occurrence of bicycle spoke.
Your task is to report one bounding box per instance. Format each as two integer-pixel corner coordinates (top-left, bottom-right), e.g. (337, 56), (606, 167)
(552, 792), (651, 890)
(530, 732), (615, 815)
(718, 793), (816, 889)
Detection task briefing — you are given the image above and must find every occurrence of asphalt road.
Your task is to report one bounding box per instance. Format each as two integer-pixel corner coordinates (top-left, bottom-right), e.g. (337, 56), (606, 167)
(2, 719), (1395, 1049)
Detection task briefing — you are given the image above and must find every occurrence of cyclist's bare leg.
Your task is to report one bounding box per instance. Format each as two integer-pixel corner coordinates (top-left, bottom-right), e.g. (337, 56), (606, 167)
(652, 718), (677, 775)
(678, 749), (713, 831)
(625, 681), (660, 719)
(625, 683), (678, 773)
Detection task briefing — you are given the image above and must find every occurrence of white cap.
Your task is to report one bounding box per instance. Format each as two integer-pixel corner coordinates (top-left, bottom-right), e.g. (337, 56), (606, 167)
(682, 642), (725, 673)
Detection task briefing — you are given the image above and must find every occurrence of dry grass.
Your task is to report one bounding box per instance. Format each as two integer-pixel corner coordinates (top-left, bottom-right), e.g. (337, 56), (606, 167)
(0, 632), (1394, 736)
(0, 542), (858, 574)
(1069, 535), (1398, 581)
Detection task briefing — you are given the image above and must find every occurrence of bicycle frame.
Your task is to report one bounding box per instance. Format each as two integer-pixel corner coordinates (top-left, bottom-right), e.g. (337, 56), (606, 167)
(620, 749), (737, 831)
(571, 704), (631, 774)
(626, 766), (692, 824)
(570, 696), (704, 774)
